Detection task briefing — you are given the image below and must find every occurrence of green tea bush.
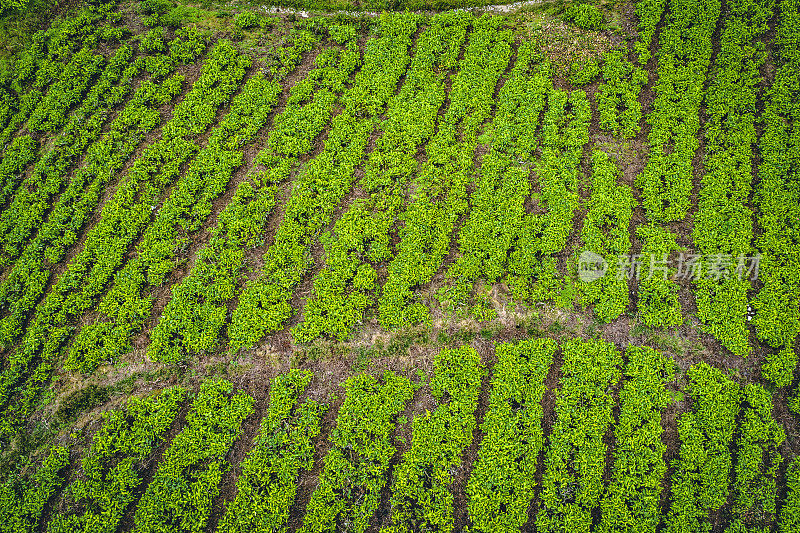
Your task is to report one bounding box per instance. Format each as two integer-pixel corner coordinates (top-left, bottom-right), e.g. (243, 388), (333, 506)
(234, 10), (261, 29)
(569, 57), (600, 86)
(565, 3), (604, 30)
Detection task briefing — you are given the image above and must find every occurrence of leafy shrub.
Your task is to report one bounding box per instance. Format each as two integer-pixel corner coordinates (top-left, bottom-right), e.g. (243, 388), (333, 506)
(468, 338), (556, 531)
(0, 0), (29, 14)
(635, 0), (668, 63)
(229, 15), (421, 349)
(665, 362), (740, 533)
(780, 457), (800, 533)
(693, 0), (773, 358)
(132, 379), (254, 533)
(579, 150), (636, 322)
(762, 348), (798, 388)
(144, 54), (174, 78)
(294, 12), (470, 343)
(569, 57), (600, 86)
(73, 58), (286, 372)
(753, 0), (800, 386)
(384, 345), (485, 532)
(140, 0), (171, 15)
(636, 224), (683, 328)
(537, 338), (623, 533)
(140, 27), (166, 53)
(507, 88), (589, 304)
(218, 370), (326, 533)
(328, 23), (357, 44)
(597, 346), (675, 533)
(49, 387), (187, 533)
(596, 50), (648, 137)
(0, 447), (69, 533)
(727, 384), (784, 532)
(444, 41), (549, 307)
(565, 3), (604, 30)
(0, 41), (250, 440)
(378, 17), (516, 328)
(300, 371), (414, 532)
(169, 26), (207, 64)
(234, 11), (261, 29)
(162, 5), (198, 28)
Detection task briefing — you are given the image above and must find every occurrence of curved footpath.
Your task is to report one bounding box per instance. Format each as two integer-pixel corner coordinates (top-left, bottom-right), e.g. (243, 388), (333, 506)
(259, 0), (545, 17)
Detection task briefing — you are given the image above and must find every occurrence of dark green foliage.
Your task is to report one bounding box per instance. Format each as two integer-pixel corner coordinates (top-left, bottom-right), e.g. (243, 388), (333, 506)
(55, 385), (109, 424)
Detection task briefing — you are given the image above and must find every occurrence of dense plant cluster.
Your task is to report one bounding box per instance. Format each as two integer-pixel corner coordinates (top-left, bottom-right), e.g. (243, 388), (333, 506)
(780, 457), (800, 533)
(634, 0), (720, 326)
(301, 371), (414, 532)
(597, 346), (674, 533)
(507, 88), (589, 303)
(70, 56), (285, 373)
(537, 338), (622, 533)
(383, 345), (485, 532)
(633, 0), (668, 63)
(0, 135), (36, 206)
(444, 41), (550, 318)
(377, 15), (513, 328)
(579, 150), (636, 322)
(693, 0), (773, 358)
(568, 56), (599, 86)
(636, 223), (682, 328)
(48, 387), (187, 533)
(467, 338), (555, 532)
(726, 384), (785, 532)
(0, 446), (69, 533)
(294, 12), (470, 342)
(0, 1), (121, 148)
(0, 50), (183, 353)
(229, 13), (419, 349)
(132, 379), (253, 533)
(564, 3), (603, 30)
(147, 26), (353, 362)
(218, 370), (326, 533)
(665, 363), (740, 533)
(0, 39), (244, 442)
(595, 50), (647, 138)
(0, 43), (144, 335)
(752, 0), (800, 390)
(0, 45), (107, 254)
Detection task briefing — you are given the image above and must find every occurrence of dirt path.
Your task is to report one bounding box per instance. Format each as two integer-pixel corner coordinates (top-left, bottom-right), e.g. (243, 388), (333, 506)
(258, 0), (545, 17)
